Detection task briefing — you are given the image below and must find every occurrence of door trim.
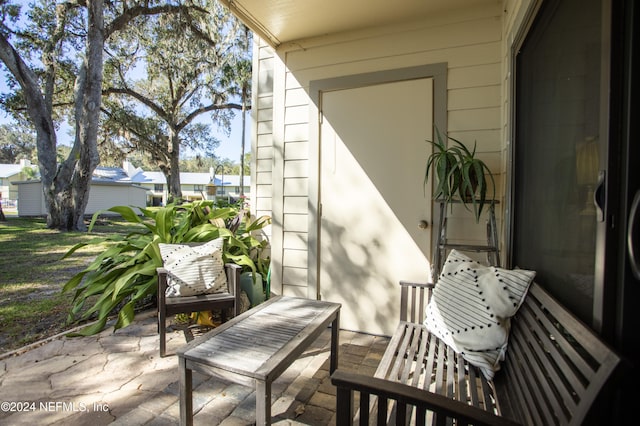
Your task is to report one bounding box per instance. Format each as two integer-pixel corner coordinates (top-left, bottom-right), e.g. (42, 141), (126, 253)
(308, 63), (448, 299)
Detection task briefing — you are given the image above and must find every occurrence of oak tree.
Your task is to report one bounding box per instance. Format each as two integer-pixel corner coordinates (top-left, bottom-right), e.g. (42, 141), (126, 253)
(101, 0), (251, 202)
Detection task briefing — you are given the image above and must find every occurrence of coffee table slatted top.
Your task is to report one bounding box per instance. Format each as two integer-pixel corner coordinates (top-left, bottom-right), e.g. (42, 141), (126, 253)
(179, 296), (340, 381)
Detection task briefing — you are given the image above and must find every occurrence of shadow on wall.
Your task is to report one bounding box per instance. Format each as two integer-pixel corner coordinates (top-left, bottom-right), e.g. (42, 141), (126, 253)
(319, 214), (403, 336)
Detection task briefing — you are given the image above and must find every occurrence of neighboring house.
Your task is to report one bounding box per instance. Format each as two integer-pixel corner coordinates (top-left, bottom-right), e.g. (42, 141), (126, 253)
(221, 0), (638, 418)
(13, 161), (250, 216)
(14, 166), (148, 216)
(0, 159), (37, 207)
(14, 180), (148, 217)
(122, 161), (250, 206)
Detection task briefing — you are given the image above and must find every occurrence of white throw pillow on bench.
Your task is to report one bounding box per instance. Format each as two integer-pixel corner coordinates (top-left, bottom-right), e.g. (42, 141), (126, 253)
(424, 250), (536, 380)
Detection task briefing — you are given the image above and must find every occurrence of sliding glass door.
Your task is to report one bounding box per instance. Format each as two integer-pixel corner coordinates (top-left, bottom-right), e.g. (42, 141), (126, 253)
(513, 0), (604, 324)
(513, 0), (639, 420)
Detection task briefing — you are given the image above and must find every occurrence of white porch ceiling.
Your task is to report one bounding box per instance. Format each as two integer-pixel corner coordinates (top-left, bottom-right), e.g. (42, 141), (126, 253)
(220, 0), (495, 48)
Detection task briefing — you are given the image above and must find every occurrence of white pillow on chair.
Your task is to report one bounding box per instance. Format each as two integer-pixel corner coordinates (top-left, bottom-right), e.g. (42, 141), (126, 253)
(159, 239), (227, 297)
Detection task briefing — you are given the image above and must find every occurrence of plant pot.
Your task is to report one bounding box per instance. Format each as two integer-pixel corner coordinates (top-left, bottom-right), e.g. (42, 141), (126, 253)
(240, 271), (265, 307)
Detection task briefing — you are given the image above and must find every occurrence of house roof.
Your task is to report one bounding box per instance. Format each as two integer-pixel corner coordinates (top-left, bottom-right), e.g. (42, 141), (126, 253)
(6, 163), (249, 187)
(92, 166), (130, 182)
(0, 164), (30, 179)
(219, 0), (493, 47)
(127, 170), (249, 187)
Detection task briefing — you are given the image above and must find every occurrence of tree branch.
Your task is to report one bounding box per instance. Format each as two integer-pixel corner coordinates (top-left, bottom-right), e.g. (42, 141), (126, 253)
(0, 33), (57, 179)
(105, 4), (207, 39)
(177, 102), (245, 131)
(103, 86), (170, 122)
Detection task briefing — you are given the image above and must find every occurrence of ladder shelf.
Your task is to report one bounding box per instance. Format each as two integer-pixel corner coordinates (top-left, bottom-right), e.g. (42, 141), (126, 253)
(433, 199), (500, 279)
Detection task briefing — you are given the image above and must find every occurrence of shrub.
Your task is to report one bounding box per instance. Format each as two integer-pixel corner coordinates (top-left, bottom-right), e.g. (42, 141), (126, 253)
(62, 200), (270, 335)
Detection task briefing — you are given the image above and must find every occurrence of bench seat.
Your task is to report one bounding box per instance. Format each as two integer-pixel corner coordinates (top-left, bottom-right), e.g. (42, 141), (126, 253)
(332, 281), (621, 425)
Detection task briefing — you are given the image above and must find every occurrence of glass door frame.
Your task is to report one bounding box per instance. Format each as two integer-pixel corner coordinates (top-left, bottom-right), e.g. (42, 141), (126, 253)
(505, 0), (615, 335)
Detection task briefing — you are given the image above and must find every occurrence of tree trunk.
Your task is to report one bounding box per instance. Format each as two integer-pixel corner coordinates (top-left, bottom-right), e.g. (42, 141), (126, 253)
(0, 34), (58, 193)
(166, 129), (183, 203)
(45, 0), (104, 231)
(0, 0), (104, 231)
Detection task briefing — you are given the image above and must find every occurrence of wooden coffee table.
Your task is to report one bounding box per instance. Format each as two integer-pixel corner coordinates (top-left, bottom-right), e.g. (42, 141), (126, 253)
(177, 296), (341, 425)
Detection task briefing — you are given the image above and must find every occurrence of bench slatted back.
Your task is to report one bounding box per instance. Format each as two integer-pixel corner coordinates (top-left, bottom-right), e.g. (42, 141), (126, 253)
(498, 282), (621, 425)
(399, 280), (433, 324)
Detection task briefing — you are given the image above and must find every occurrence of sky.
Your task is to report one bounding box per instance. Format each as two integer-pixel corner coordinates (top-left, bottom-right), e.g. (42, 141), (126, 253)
(177, 113), (249, 162)
(0, 0), (250, 165)
(0, 100), (249, 164)
(213, 114), (248, 162)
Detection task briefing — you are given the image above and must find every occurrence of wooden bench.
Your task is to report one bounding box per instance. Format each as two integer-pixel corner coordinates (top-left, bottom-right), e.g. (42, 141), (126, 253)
(331, 280), (621, 425)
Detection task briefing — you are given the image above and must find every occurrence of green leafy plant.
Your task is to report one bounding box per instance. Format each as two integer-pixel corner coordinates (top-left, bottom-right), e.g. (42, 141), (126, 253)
(226, 209), (271, 278)
(451, 135), (496, 222)
(62, 200), (270, 335)
(424, 127), (462, 205)
(425, 128), (496, 222)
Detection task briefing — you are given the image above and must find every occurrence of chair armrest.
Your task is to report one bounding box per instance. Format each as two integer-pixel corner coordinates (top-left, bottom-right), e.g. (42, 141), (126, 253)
(331, 370), (520, 426)
(224, 263), (242, 295)
(156, 267), (168, 308)
(224, 263), (242, 316)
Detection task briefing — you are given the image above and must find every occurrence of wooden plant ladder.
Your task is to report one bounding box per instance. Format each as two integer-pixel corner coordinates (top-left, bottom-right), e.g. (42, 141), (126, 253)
(433, 199), (500, 278)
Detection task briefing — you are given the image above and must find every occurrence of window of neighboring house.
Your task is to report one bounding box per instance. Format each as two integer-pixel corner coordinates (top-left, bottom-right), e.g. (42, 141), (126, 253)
(154, 184), (164, 191)
(194, 184), (204, 191)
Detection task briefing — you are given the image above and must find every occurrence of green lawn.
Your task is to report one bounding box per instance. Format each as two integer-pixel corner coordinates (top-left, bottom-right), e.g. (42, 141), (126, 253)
(0, 217), (143, 353)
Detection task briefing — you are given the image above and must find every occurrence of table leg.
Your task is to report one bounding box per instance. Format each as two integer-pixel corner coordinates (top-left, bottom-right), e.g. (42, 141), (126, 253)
(330, 311), (340, 373)
(179, 356), (193, 426)
(256, 379), (272, 425)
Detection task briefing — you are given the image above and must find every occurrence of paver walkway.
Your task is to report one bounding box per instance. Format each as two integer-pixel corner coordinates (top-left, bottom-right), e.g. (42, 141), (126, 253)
(0, 310), (389, 425)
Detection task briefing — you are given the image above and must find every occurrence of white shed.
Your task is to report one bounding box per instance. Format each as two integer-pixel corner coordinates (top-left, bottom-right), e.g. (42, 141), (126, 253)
(14, 180), (147, 217)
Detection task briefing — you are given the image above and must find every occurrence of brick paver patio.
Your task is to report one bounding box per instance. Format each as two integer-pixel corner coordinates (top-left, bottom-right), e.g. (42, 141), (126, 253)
(0, 310), (389, 425)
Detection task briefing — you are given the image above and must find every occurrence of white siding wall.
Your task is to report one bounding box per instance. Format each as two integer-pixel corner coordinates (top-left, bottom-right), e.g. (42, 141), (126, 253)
(253, 1), (506, 296)
(86, 184), (147, 215)
(253, 39), (275, 220)
(17, 182), (147, 217)
(16, 182), (45, 216)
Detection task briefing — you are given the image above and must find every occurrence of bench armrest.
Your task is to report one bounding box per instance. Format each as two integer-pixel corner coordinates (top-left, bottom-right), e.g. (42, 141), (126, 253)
(331, 370), (521, 426)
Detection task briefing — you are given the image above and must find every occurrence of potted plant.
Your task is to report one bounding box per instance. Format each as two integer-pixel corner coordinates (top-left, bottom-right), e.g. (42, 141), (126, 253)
(62, 200), (270, 335)
(225, 209), (271, 307)
(425, 128), (495, 222)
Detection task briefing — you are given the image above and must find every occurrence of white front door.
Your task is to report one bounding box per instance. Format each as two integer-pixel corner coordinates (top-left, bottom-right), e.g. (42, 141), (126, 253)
(319, 78), (433, 335)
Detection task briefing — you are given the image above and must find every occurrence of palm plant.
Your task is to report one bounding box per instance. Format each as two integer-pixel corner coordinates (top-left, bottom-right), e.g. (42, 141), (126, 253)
(425, 128), (495, 222)
(449, 135), (495, 222)
(62, 200), (270, 335)
(424, 127), (462, 205)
